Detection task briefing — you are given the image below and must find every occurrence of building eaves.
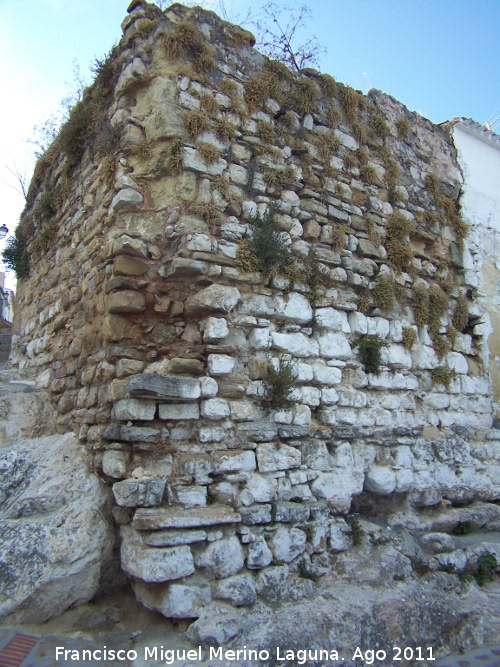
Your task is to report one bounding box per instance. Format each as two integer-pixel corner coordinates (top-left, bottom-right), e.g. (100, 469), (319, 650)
(441, 117), (500, 151)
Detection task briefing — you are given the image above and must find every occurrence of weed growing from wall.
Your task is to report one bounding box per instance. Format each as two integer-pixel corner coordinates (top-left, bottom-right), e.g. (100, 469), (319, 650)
(356, 334), (386, 374)
(1, 232), (30, 279)
(402, 327), (417, 350)
(263, 358), (297, 410)
(395, 118), (411, 138)
(412, 283), (429, 327)
(430, 367), (455, 389)
(183, 110), (210, 139)
(473, 552), (497, 586)
(452, 293), (469, 332)
(373, 275), (395, 313)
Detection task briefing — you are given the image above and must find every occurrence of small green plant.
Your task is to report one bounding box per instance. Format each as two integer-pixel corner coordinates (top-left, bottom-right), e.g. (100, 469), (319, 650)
(195, 201), (220, 225)
(395, 117), (412, 138)
(197, 143), (221, 165)
(236, 204), (293, 278)
(244, 71), (283, 111)
(299, 245), (331, 304)
(263, 358), (297, 410)
(373, 275), (395, 313)
(348, 516), (365, 547)
(452, 521), (472, 535)
(319, 73), (337, 97)
(135, 140), (152, 160)
(331, 224), (347, 250)
(369, 114), (389, 138)
(340, 85), (360, 124)
(356, 334), (386, 374)
(474, 552), (497, 586)
(430, 366), (455, 389)
(36, 188), (59, 221)
(183, 109), (210, 139)
(197, 92), (219, 115)
(2, 232), (30, 279)
(101, 155), (117, 188)
(327, 106), (342, 129)
(425, 172), (440, 198)
(402, 327), (417, 350)
(452, 293), (469, 332)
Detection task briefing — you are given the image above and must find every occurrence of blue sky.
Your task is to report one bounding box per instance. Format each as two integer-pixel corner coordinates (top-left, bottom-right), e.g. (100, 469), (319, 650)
(1, 0), (499, 288)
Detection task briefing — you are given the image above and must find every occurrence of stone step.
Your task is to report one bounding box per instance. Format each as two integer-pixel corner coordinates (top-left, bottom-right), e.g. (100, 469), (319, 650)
(133, 505), (241, 530)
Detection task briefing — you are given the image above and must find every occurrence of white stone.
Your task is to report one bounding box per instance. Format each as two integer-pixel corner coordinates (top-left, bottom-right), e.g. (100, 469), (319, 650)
(200, 398), (230, 420)
(317, 333), (352, 360)
(311, 470), (363, 512)
(113, 398), (156, 421)
(321, 388), (339, 405)
(245, 473), (277, 502)
(102, 450), (129, 478)
(187, 233), (214, 252)
(249, 327), (271, 349)
(199, 376), (218, 397)
(364, 466), (397, 495)
(185, 285), (240, 314)
(311, 364), (342, 385)
(275, 292), (313, 324)
(204, 317), (229, 341)
(271, 332), (319, 357)
(194, 536), (244, 578)
(174, 486), (207, 507)
(268, 526), (307, 563)
(121, 527), (194, 582)
(348, 311), (368, 335)
(246, 536), (273, 569)
(109, 188), (143, 215)
(159, 403), (200, 420)
(207, 354), (235, 375)
(183, 146), (227, 175)
(133, 581), (210, 619)
(213, 573), (256, 607)
(412, 345), (439, 370)
(315, 308), (350, 332)
(256, 442), (301, 472)
(384, 344), (412, 369)
(300, 386), (321, 406)
(293, 404), (311, 426)
(212, 450), (256, 473)
(229, 401), (255, 421)
(447, 352), (469, 374)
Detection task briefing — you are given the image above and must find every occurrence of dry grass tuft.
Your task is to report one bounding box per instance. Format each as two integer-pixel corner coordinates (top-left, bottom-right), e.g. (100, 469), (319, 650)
(183, 109), (210, 139)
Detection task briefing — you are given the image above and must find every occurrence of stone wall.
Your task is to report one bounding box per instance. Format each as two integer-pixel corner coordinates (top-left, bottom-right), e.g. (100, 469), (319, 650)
(9, 1), (500, 623)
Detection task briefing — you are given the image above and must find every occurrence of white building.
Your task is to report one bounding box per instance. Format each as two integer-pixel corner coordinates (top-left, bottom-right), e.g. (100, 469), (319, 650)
(443, 118), (500, 418)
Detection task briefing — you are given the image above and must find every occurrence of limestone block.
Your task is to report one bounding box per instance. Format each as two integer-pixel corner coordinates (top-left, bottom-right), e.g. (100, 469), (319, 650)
(315, 307), (350, 332)
(183, 146), (227, 175)
(238, 293), (275, 316)
(275, 292), (313, 324)
(271, 332), (319, 357)
(229, 401), (255, 421)
(311, 364), (342, 385)
(311, 470), (364, 512)
(144, 530), (208, 547)
(395, 468), (414, 493)
(207, 354), (235, 375)
(384, 344), (412, 369)
(194, 536), (244, 578)
(293, 404), (311, 426)
(364, 466), (397, 495)
(301, 440), (331, 470)
(213, 574), (256, 606)
(204, 317), (229, 341)
(420, 533), (456, 554)
(104, 424), (159, 443)
(212, 450), (256, 473)
(200, 398), (230, 420)
(199, 376), (218, 398)
(412, 346), (439, 370)
(317, 332), (352, 359)
(239, 504), (272, 525)
(329, 519), (351, 552)
(116, 359), (146, 378)
(102, 450), (129, 479)
(109, 188), (143, 215)
(255, 566), (289, 603)
(245, 473), (277, 503)
(111, 234), (148, 258)
(128, 374), (201, 400)
(185, 284), (241, 314)
(167, 258), (208, 277)
(447, 351), (468, 374)
(321, 388), (339, 405)
(113, 255), (149, 276)
(246, 536), (273, 569)
(248, 327), (271, 349)
(121, 528), (194, 582)
(173, 486), (207, 507)
(256, 443), (301, 473)
(160, 403), (200, 421)
(133, 581), (210, 619)
(300, 386), (321, 407)
(113, 398), (156, 421)
(133, 506), (241, 531)
(237, 421), (278, 441)
(369, 372), (419, 390)
(274, 501), (310, 523)
(113, 478), (166, 507)
(337, 388), (367, 408)
(268, 526), (307, 563)
(187, 233), (214, 252)
(348, 311), (368, 335)
(368, 317), (390, 339)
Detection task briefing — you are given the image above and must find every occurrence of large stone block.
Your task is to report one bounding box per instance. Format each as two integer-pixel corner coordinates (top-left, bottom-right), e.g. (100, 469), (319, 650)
(207, 354), (235, 375)
(185, 284), (241, 314)
(133, 506), (241, 530)
(113, 398), (156, 421)
(246, 536), (273, 569)
(317, 332), (352, 359)
(275, 292), (313, 324)
(268, 525), (307, 562)
(121, 528), (194, 582)
(128, 374), (201, 400)
(271, 332), (319, 357)
(256, 442), (301, 472)
(133, 581), (210, 619)
(213, 573), (257, 606)
(113, 478), (166, 507)
(159, 403), (200, 420)
(200, 398), (230, 419)
(107, 290), (146, 313)
(194, 536), (244, 578)
(212, 450), (256, 473)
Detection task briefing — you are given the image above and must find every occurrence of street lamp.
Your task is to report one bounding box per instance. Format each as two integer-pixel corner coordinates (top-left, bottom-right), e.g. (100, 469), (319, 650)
(0, 225), (8, 239)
